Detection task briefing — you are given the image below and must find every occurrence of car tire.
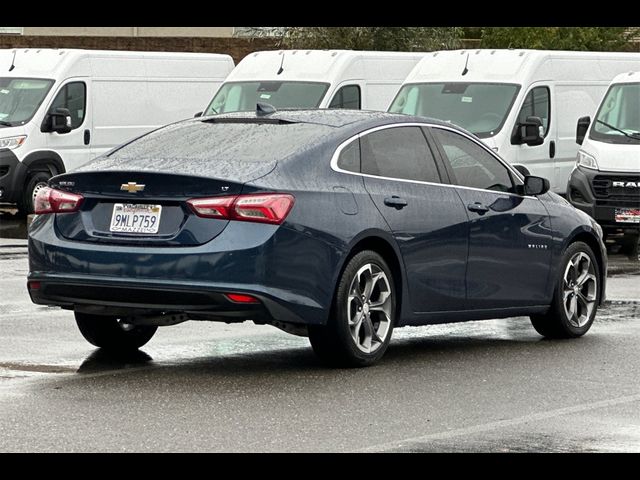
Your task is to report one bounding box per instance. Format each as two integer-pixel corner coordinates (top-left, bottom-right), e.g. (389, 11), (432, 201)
(308, 250), (396, 367)
(19, 171), (51, 215)
(75, 313), (158, 351)
(530, 241), (601, 339)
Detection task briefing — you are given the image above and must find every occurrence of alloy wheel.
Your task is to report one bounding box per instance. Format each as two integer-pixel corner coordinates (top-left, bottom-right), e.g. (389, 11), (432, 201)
(562, 252), (597, 328)
(347, 263), (392, 353)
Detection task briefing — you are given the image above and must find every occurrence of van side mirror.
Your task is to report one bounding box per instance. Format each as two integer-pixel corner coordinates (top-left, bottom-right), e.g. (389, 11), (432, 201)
(576, 116), (591, 145)
(520, 175), (550, 196)
(194, 112), (203, 118)
(517, 116), (544, 146)
(41, 108), (72, 134)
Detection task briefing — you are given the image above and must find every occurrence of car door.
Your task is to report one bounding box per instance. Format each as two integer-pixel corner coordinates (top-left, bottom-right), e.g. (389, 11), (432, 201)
(431, 126), (552, 310)
(358, 125), (469, 313)
(44, 79), (93, 172)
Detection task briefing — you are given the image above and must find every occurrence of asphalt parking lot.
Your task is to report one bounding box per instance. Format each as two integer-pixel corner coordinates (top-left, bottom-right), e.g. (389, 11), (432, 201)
(1, 207), (639, 452)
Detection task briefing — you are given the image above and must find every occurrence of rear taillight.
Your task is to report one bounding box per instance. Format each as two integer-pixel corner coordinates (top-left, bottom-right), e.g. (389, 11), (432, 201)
(34, 187), (84, 214)
(187, 193), (295, 225)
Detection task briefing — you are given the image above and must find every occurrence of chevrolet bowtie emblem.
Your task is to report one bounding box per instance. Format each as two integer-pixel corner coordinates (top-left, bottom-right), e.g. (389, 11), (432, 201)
(121, 182), (145, 193)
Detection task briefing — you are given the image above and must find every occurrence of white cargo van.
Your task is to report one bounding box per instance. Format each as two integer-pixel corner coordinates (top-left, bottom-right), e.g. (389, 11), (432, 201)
(201, 50), (425, 115)
(569, 71), (640, 257)
(388, 49), (640, 194)
(0, 49), (234, 213)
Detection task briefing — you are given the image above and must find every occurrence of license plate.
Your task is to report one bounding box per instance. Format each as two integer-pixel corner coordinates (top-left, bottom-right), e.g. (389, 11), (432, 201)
(110, 204), (162, 234)
(615, 208), (640, 224)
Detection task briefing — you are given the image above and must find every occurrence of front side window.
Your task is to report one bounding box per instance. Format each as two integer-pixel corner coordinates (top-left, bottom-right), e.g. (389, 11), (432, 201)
(433, 128), (514, 193)
(329, 85), (361, 109)
(515, 86), (550, 137)
(590, 82), (640, 145)
(205, 81), (329, 115)
(0, 77), (54, 126)
(360, 126), (441, 183)
(49, 81), (86, 129)
(389, 82), (520, 139)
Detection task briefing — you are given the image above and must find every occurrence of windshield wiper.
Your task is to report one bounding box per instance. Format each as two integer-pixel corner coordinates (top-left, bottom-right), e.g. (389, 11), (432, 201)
(0, 120), (13, 127)
(596, 119), (640, 140)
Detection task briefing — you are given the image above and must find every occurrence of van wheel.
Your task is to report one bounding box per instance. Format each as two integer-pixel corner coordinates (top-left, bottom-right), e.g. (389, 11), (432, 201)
(530, 241), (600, 339)
(75, 313), (157, 351)
(18, 171), (51, 215)
(308, 250), (396, 367)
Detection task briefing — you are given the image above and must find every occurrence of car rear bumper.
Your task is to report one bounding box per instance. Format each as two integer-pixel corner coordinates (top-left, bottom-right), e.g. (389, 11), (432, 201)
(28, 214), (344, 326)
(28, 274), (287, 323)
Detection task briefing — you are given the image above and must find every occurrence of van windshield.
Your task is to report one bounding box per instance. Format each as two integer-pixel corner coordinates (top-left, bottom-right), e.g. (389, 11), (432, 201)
(0, 78), (54, 126)
(205, 81), (330, 115)
(591, 82), (640, 144)
(389, 82), (521, 138)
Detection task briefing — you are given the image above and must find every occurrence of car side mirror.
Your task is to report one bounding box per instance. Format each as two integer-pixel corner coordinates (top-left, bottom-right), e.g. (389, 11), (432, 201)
(194, 111), (203, 118)
(517, 116), (544, 146)
(41, 107), (72, 134)
(576, 116), (591, 145)
(520, 175), (550, 196)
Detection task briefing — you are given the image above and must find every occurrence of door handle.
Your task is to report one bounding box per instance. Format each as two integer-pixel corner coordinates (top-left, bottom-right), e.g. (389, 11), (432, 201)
(549, 140), (556, 159)
(467, 202), (490, 215)
(84, 129), (91, 146)
(384, 196), (408, 210)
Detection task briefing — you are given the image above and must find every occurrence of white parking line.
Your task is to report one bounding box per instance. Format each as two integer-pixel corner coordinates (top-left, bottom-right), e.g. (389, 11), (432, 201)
(357, 392), (640, 452)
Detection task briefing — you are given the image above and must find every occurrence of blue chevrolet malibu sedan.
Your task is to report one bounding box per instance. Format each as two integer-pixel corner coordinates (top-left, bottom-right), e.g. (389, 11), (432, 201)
(27, 110), (607, 366)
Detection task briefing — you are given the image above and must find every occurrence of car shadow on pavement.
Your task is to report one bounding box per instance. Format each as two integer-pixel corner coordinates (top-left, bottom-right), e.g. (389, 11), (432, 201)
(71, 329), (604, 380)
(77, 348), (154, 374)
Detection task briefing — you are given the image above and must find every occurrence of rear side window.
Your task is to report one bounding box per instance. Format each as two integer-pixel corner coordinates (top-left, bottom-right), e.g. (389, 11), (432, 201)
(329, 85), (361, 110)
(337, 139), (360, 173)
(433, 128), (514, 193)
(360, 126), (441, 183)
(49, 82), (86, 129)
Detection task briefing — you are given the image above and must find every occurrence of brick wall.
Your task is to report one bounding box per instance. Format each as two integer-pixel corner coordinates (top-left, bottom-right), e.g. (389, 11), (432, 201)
(0, 36), (280, 64)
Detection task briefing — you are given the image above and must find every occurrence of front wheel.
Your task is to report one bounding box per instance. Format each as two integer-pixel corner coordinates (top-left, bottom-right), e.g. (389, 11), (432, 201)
(308, 250), (396, 367)
(530, 241), (601, 339)
(75, 313), (157, 351)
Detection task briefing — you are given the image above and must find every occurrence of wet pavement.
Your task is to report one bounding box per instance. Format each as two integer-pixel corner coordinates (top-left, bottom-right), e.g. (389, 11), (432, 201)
(1, 208), (639, 452)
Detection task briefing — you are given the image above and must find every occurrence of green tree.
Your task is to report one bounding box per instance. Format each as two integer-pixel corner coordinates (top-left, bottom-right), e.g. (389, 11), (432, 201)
(281, 27), (463, 51)
(480, 27), (639, 51)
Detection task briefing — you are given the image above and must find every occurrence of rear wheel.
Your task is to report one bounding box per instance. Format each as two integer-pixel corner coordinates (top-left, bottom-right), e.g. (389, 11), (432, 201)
(75, 313), (157, 351)
(308, 250), (396, 367)
(18, 171), (51, 215)
(530, 242), (600, 339)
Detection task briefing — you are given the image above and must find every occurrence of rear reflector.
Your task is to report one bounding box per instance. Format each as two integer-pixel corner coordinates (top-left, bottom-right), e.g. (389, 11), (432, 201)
(34, 187), (84, 214)
(225, 293), (260, 304)
(28, 281), (41, 291)
(187, 193), (294, 225)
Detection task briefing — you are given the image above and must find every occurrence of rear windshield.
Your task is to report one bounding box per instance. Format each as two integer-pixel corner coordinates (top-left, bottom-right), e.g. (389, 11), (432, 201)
(107, 120), (336, 164)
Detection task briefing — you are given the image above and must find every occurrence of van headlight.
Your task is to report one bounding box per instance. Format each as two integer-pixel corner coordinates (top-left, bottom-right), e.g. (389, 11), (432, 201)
(577, 151), (599, 170)
(0, 135), (27, 150)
